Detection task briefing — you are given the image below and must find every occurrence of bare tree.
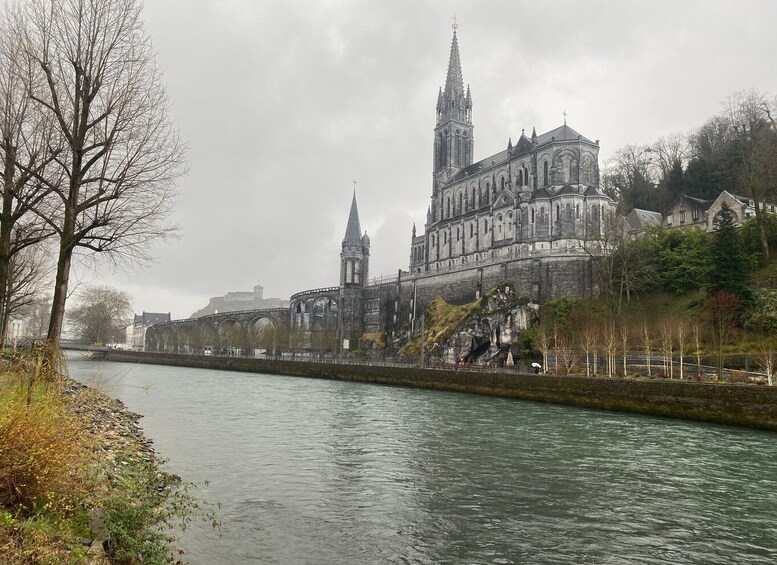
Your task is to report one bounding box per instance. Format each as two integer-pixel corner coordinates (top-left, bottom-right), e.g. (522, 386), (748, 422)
(723, 90), (776, 262)
(641, 318), (653, 377)
(675, 317), (689, 380)
(67, 284), (131, 344)
(1, 240), (50, 341)
(707, 291), (742, 381)
(0, 5), (57, 343)
(19, 0), (186, 341)
(652, 132), (692, 179)
(752, 336), (776, 386)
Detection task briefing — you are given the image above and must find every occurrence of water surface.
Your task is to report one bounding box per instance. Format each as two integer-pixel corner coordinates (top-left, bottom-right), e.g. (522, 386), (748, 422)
(67, 354), (777, 564)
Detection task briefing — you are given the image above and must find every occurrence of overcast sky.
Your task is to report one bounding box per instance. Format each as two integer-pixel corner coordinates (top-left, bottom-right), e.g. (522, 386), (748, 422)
(78, 0), (777, 319)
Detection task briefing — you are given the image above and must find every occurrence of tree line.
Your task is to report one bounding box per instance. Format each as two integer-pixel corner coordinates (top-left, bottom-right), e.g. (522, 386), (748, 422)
(605, 89), (777, 262)
(0, 0), (184, 344)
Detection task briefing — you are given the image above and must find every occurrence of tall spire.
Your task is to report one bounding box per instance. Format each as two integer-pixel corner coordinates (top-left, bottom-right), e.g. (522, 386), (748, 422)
(433, 25), (474, 176)
(437, 29), (471, 125)
(343, 191), (362, 247)
(444, 31), (464, 101)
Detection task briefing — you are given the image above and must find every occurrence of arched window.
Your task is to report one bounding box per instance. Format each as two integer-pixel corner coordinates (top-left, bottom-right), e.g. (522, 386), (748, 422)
(531, 208), (535, 224)
(446, 197), (451, 218)
(458, 192), (463, 213)
(443, 231), (447, 244)
(456, 227), (460, 241)
(470, 224), (474, 237)
(518, 170), (523, 186)
(524, 166), (529, 186)
(566, 203), (572, 219)
(543, 162), (549, 187)
(556, 204), (560, 220)
(484, 219), (489, 233)
(471, 188), (476, 207)
(431, 234), (436, 246)
(576, 204), (580, 219)
(501, 177), (505, 190)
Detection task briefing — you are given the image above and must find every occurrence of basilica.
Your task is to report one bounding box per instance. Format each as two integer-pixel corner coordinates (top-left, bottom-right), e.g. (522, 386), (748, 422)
(409, 30), (613, 274)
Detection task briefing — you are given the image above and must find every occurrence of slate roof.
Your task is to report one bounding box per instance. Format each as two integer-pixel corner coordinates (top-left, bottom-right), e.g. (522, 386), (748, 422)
(450, 123), (596, 183)
(343, 192), (362, 245)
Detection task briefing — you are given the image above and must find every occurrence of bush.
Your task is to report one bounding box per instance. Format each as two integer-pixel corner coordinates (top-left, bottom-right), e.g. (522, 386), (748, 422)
(0, 383), (95, 514)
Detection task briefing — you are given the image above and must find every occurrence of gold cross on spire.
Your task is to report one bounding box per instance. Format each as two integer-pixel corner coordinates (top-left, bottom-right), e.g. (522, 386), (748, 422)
(452, 14), (459, 31)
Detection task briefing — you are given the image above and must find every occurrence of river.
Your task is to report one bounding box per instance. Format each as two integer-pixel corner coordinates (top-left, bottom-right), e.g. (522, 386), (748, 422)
(66, 354), (777, 564)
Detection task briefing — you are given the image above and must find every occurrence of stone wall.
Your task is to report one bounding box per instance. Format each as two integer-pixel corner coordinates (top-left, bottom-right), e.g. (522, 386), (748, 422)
(104, 350), (777, 432)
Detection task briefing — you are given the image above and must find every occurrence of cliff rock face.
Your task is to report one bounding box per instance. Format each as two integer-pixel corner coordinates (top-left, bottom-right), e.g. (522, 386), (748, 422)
(441, 285), (538, 364)
(398, 283), (538, 364)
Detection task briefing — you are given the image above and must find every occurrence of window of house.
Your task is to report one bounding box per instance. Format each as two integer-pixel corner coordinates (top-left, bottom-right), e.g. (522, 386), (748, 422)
(543, 162), (549, 186)
(692, 209), (699, 220)
(470, 224), (474, 237)
(667, 214), (673, 225)
(518, 170), (523, 186)
(484, 219), (489, 233)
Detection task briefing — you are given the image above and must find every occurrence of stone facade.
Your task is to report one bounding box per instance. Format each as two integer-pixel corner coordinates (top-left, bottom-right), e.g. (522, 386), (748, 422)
(322, 30), (611, 354)
(147, 30), (613, 356)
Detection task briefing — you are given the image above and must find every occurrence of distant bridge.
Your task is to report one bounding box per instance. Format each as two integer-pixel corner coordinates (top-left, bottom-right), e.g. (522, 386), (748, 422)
(145, 308), (291, 354)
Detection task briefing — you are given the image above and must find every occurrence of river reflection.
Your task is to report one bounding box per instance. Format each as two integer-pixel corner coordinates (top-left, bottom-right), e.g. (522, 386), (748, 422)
(67, 354), (777, 564)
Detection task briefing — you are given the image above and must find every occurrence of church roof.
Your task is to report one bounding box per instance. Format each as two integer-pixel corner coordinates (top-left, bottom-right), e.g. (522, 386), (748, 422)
(343, 192), (362, 245)
(450, 122), (595, 183)
(535, 123), (594, 146)
(556, 184), (580, 196)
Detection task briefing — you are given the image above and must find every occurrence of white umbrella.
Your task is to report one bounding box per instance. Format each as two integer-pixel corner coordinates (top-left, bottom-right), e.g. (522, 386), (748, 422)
(505, 351), (514, 366)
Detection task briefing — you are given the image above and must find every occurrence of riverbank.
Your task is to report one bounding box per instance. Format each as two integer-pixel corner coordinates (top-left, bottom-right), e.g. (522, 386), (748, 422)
(0, 349), (215, 563)
(105, 350), (777, 431)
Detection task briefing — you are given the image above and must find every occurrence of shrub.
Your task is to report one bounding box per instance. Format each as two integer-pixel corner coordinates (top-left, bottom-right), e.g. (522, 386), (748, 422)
(0, 383), (95, 515)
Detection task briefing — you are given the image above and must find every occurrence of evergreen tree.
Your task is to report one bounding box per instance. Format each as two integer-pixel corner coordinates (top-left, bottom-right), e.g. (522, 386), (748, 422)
(709, 203), (751, 299)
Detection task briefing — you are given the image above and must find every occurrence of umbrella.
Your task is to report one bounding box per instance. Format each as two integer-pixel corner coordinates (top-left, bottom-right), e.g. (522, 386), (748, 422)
(531, 362), (542, 368)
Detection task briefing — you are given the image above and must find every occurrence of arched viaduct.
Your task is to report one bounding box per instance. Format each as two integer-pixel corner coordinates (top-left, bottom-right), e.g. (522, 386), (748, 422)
(145, 286), (343, 355)
(145, 307), (291, 355)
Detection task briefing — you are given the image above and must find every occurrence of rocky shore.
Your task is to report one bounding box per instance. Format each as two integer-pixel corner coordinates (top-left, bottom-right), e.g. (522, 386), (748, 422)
(62, 378), (162, 562)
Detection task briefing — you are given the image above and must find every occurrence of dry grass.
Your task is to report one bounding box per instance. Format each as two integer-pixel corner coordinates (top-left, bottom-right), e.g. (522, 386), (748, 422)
(0, 384), (96, 514)
(0, 342), (99, 563)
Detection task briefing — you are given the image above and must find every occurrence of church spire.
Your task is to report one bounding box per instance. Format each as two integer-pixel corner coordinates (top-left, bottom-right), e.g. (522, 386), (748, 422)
(433, 25), (474, 177)
(438, 29), (471, 125)
(342, 190), (362, 248)
(444, 31), (464, 102)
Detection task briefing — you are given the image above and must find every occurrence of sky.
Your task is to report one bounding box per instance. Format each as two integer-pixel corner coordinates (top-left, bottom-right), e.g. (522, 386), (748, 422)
(77, 0), (777, 319)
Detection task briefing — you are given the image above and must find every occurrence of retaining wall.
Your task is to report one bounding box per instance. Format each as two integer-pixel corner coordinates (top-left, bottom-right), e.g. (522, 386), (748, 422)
(104, 350), (777, 432)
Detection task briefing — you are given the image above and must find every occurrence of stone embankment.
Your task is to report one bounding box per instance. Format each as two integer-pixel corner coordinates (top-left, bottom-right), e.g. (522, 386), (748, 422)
(106, 350), (777, 431)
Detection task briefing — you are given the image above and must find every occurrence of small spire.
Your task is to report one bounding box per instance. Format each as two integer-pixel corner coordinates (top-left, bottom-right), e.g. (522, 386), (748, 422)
(412, 223), (417, 238)
(507, 137), (513, 152)
(343, 190), (362, 246)
(562, 109), (568, 125)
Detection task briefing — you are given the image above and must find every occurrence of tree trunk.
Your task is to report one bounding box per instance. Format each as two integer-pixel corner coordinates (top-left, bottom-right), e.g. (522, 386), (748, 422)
(47, 235), (74, 342)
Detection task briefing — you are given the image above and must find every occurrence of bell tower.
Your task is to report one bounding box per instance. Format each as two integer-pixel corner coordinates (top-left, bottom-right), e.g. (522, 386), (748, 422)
(339, 186), (369, 349)
(433, 25), (474, 188)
